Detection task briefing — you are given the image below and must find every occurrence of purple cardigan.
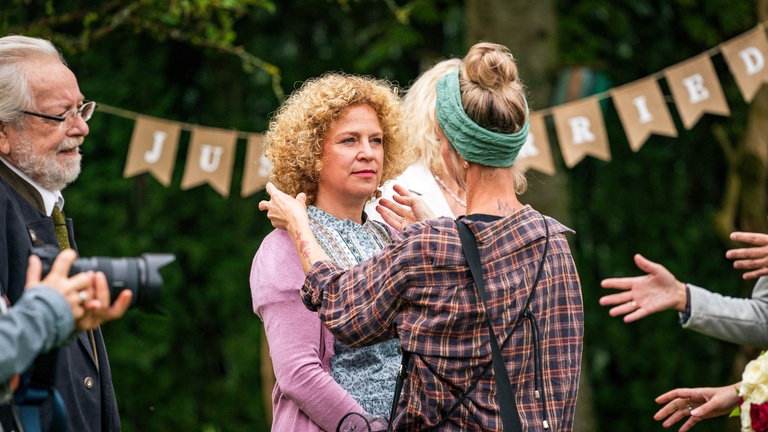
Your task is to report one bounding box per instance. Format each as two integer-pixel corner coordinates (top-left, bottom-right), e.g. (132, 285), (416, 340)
(250, 229), (366, 431)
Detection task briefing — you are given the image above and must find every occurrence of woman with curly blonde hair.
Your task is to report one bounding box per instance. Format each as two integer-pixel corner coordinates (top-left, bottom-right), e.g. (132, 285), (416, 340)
(250, 72), (409, 431)
(261, 42), (583, 431)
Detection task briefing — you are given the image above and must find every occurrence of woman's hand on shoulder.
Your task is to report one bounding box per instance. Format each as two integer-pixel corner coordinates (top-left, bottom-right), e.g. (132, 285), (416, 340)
(376, 184), (434, 231)
(259, 182), (308, 231)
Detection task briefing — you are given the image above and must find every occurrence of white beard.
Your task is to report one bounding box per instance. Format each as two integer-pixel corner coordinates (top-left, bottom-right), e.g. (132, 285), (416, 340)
(13, 134), (82, 191)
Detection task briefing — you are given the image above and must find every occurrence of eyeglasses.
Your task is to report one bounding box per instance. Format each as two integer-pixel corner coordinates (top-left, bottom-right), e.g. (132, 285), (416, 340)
(20, 101), (97, 128)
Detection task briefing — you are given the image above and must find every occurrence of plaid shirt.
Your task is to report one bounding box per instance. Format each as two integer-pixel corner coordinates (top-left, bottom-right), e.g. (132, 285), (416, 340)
(301, 205), (584, 431)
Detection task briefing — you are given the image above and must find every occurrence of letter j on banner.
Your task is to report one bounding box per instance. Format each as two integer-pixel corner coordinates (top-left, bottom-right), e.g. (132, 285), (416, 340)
(180, 126), (238, 197)
(123, 115), (181, 186)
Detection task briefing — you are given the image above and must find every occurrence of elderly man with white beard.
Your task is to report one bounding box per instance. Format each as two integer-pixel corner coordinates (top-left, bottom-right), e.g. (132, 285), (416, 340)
(0, 35), (126, 432)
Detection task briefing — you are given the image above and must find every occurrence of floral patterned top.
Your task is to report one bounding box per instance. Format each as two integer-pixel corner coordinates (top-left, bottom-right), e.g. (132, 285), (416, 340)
(307, 205), (401, 418)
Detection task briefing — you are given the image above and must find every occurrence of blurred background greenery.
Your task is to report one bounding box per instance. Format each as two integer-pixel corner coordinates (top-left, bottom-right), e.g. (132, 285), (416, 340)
(2, 0), (766, 430)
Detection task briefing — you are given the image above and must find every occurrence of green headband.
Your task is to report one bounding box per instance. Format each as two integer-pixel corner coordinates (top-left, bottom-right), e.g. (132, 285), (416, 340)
(435, 70), (529, 168)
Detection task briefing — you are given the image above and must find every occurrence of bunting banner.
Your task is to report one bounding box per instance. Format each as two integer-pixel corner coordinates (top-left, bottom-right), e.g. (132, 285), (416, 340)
(552, 96), (610, 168)
(109, 23), (768, 198)
(123, 115), (181, 186)
(180, 126), (238, 197)
(515, 113), (556, 175)
(610, 77), (677, 152)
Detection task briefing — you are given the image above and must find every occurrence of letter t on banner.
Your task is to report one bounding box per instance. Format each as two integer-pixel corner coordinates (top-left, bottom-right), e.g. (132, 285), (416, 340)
(720, 25), (768, 102)
(123, 115), (181, 186)
(180, 126), (238, 197)
(552, 97), (611, 168)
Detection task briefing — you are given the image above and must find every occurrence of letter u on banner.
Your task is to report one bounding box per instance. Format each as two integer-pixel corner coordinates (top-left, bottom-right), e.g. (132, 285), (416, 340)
(552, 97), (611, 168)
(123, 115), (181, 186)
(720, 25), (768, 102)
(181, 126), (238, 197)
(664, 54), (730, 130)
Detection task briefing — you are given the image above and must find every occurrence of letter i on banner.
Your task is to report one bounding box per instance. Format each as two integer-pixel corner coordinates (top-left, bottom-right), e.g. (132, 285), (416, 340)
(241, 134), (272, 197)
(720, 25), (768, 103)
(123, 116), (181, 186)
(514, 112), (556, 176)
(664, 54), (730, 130)
(611, 77), (677, 152)
(180, 126), (238, 197)
(552, 97), (611, 168)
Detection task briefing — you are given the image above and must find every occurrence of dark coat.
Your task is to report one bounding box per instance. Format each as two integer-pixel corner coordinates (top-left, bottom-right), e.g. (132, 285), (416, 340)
(0, 161), (120, 432)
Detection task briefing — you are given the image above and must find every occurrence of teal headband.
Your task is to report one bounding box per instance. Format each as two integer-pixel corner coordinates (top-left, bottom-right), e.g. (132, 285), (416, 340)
(435, 70), (530, 168)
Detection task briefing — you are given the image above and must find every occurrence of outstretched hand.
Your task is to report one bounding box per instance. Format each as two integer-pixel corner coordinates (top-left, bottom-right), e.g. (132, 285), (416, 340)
(258, 182), (308, 231)
(375, 184), (435, 231)
(599, 254), (688, 322)
(727, 231), (768, 279)
(653, 384), (740, 431)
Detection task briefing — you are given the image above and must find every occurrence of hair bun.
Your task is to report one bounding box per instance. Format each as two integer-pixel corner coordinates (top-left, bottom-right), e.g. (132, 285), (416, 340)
(462, 42), (519, 90)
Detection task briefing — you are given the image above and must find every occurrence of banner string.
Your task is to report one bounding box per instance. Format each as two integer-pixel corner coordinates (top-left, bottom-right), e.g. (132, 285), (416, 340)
(96, 103), (256, 141)
(98, 21), (768, 131)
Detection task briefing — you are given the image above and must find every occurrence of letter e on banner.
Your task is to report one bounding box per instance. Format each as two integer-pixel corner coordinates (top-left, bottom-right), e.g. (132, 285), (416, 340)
(664, 54), (730, 130)
(611, 77), (677, 152)
(180, 126), (237, 197)
(721, 25), (768, 102)
(552, 97), (610, 168)
(515, 113), (555, 176)
(123, 115), (181, 186)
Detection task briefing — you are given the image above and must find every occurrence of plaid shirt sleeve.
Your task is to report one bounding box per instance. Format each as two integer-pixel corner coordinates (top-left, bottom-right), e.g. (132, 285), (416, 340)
(300, 211), (584, 431)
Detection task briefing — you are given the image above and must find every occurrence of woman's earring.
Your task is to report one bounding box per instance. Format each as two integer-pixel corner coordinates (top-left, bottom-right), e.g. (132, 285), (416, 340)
(463, 160), (470, 169)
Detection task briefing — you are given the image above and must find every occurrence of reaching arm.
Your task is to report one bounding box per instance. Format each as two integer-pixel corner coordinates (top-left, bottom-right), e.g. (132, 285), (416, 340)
(654, 383), (740, 432)
(599, 254), (688, 322)
(259, 182), (328, 274)
(727, 231), (768, 280)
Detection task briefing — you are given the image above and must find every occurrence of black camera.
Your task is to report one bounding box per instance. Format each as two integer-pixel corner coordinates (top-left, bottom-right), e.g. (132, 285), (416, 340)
(31, 245), (175, 312)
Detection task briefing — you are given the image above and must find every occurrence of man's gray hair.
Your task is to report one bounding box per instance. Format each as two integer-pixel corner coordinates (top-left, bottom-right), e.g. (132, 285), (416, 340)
(0, 35), (66, 125)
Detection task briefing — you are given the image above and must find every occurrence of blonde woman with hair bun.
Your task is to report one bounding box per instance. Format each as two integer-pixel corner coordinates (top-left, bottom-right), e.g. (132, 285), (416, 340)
(261, 42), (584, 431)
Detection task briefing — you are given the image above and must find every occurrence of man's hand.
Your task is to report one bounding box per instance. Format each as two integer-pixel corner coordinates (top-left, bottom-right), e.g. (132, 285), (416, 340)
(727, 231), (768, 279)
(599, 254), (688, 322)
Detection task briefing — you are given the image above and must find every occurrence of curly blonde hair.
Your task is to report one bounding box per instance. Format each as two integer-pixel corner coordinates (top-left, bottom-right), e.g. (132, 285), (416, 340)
(265, 72), (409, 205)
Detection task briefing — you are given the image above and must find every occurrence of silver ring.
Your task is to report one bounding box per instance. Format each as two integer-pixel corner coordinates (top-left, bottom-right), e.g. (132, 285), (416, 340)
(630, 300), (637, 308)
(79, 290), (88, 303)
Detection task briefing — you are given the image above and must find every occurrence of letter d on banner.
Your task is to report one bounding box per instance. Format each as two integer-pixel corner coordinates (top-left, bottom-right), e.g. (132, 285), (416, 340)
(721, 25), (768, 102)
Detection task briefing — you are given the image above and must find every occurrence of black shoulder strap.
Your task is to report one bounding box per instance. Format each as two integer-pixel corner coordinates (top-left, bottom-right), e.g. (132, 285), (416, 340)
(456, 219), (522, 432)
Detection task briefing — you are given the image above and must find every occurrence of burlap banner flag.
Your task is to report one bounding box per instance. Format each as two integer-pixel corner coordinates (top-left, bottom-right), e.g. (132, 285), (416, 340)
(241, 134), (271, 197)
(515, 112), (556, 175)
(180, 126), (238, 197)
(552, 97), (611, 168)
(720, 25), (768, 103)
(611, 77), (678, 152)
(123, 115), (181, 186)
(664, 54), (730, 130)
